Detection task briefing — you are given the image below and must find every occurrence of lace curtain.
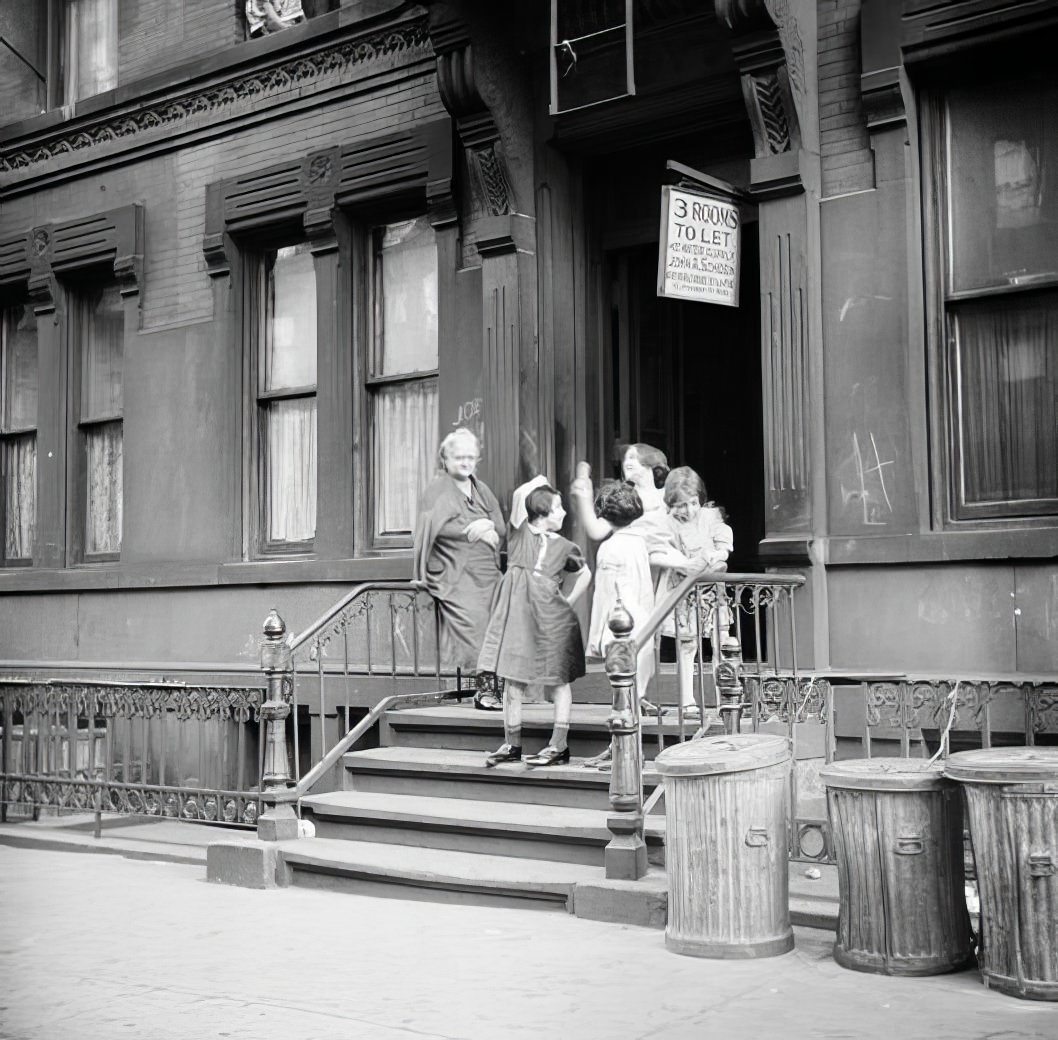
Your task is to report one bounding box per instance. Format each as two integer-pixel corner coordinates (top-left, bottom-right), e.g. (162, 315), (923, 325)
(262, 244), (317, 545)
(265, 397), (317, 543)
(955, 293), (1058, 510)
(81, 285), (123, 554)
(2, 305), (37, 560)
(85, 422), (122, 554)
(373, 381), (438, 536)
(371, 218), (438, 539)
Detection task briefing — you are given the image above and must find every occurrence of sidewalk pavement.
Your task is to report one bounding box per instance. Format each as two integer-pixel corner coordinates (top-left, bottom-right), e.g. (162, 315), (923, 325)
(0, 812), (841, 928)
(1, 844), (1052, 1040)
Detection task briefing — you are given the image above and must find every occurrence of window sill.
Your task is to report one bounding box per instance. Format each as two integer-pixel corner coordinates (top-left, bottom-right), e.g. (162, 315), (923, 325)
(0, 553), (413, 593)
(818, 527), (1058, 566)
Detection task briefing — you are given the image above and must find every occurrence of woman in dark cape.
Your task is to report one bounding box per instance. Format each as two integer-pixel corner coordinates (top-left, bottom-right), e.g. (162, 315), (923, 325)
(413, 428), (506, 710)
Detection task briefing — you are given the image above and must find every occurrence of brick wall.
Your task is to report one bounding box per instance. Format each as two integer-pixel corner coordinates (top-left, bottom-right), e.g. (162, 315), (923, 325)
(119, 0), (243, 85)
(817, 0), (874, 196)
(0, 0), (46, 123)
(0, 68), (443, 328)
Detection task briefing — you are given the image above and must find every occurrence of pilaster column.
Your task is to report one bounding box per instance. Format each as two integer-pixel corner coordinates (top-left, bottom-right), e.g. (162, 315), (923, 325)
(429, 4), (541, 506)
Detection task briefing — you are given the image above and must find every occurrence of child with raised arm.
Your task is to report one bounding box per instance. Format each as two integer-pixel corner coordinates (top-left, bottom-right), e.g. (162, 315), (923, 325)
(478, 483), (591, 768)
(662, 466), (734, 720)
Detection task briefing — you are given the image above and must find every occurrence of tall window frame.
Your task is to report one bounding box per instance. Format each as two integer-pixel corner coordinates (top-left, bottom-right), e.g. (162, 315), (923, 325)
(0, 301), (39, 567)
(364, 215), (440, 550)
(922, 65), (1058, 525)
(38, 0), (119, 108)
(67, 279), (125, 564)
(244, 238), (319, 557)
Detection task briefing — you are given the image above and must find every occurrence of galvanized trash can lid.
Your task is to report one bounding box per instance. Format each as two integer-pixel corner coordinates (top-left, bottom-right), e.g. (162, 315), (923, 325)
(655, 733), (790, 777)
(944, 747), (1058, 785)
(820, 758), (948, 792)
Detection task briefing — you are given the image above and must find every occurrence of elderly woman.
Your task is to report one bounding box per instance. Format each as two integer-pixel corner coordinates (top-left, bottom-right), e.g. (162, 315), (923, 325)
(413, 428), (506, 710)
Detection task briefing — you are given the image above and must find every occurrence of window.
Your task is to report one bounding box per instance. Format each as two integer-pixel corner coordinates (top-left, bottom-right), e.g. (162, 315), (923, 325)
(61, 0), (118, 103)
(255, 243), (317, 550)
(72, 283), (123, 559)
(549, 0), (635, 115)
(368, 217), (439, 544)
(937, 71), (1058, 519)
(1, 304), (38, 565)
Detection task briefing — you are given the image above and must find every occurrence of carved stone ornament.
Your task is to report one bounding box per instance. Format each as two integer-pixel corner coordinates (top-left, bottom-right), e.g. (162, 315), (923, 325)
(31, 227), (50, 257)
(0, 21), (429, 174)
(428, 8), (514, 218)
(715, 0), (803, 161)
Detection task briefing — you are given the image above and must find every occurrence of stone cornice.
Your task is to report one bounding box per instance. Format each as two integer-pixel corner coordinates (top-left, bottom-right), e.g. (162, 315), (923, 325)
(0, 17), (430, 181)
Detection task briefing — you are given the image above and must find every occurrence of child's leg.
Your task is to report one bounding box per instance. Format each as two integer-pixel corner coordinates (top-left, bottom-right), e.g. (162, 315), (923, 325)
(676, 637), (698, 709)
(548, 684), (572, 752)
(635, 644), (655, 709)
(504, 681), (524, 749)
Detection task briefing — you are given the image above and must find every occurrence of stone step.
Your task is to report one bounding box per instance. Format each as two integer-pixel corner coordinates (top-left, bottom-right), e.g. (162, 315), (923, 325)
(343, 745), (665, 812)
(265, 837), (841, 932)
(300, 790), (667, 868)
(382, 703), (716, 756)
(278, 837), (593, 911)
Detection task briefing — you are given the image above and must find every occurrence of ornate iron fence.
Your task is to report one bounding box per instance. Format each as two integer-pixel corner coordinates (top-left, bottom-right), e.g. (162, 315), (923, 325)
(0, 678), (265, 828)
(745, 674), (1058, 864)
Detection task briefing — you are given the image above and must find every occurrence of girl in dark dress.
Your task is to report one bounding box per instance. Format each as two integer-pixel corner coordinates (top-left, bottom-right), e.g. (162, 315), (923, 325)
(479, 484), (591, 767)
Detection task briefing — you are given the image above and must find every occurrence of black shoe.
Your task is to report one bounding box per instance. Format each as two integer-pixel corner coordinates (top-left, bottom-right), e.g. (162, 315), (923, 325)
(524, 745), (571, 767)
(485, 743), (522, 767)
(474, 692), (503, 711)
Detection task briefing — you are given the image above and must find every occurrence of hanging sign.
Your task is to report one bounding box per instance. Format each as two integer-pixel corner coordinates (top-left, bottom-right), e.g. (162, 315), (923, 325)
(657, 186), (740, 307)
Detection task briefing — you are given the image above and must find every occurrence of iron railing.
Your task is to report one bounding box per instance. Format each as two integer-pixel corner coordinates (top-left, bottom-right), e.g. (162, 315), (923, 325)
(601, 569), (811, 879)
(253, 581), (454, 838)
(0, 678), (265, 833)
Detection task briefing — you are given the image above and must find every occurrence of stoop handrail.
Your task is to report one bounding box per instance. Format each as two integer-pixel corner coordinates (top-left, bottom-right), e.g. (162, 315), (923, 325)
(253, 579), (457, 840)
(601, 567), (806, 881)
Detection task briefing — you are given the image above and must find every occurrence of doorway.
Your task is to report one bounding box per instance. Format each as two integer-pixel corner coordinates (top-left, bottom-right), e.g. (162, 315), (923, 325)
(603, 235), (764, 569)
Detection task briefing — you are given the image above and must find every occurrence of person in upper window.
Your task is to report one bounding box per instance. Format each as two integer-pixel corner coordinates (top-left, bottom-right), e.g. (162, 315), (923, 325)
(413, 428), (506, 711)
(245, 0), (305, 37)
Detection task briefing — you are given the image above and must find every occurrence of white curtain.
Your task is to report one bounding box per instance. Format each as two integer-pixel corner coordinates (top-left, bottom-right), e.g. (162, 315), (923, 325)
(373, 380), (438, 536)
(956, 294), (1058, 508)
(65, 0), (118, 102)
(3, 435), (36, 560)
(85, 421), (122, 554)
(266, 397), (317, 543)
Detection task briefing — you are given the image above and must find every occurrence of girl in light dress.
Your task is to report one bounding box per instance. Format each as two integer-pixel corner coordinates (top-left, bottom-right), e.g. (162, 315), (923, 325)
(478, 483), (591, 768)
(571, 445), (697, 767)
(661, 467), (734, 720)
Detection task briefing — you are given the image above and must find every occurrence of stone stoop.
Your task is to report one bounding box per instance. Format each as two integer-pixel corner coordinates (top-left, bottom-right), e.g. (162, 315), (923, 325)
(206, 701), (839, 932)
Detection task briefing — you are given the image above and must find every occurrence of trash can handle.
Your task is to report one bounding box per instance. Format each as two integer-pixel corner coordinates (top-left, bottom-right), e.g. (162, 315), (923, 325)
(1028, 853), (1055, 878)
(745, 826), (769, 847)
(895, 835), (924, 855)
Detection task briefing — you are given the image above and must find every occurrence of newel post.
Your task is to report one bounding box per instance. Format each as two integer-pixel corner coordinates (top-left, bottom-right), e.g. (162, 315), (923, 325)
(715, 627), (746, 736)
(257, 608), (298, 841)
(604, 595), (648, 880)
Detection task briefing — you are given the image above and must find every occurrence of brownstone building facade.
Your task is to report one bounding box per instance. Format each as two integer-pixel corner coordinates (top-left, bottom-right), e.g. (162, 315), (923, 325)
(1, 1), (1055, 762)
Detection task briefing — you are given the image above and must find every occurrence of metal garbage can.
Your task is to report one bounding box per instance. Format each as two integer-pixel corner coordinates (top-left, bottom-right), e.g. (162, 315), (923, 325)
(820, 758), (973, 976)
(655, 733), (793, 958)
(945, 748), (1058, 1001)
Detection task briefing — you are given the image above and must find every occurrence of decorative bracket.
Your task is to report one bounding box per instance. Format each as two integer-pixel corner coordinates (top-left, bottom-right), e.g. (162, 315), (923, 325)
(300, 146), (342, 249)
(428, 5), (514, 218)
(715, 0), (803, 197)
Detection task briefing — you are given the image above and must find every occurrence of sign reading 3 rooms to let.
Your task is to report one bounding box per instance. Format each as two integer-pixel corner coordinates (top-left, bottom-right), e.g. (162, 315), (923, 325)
(657, 186), (740, 307)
